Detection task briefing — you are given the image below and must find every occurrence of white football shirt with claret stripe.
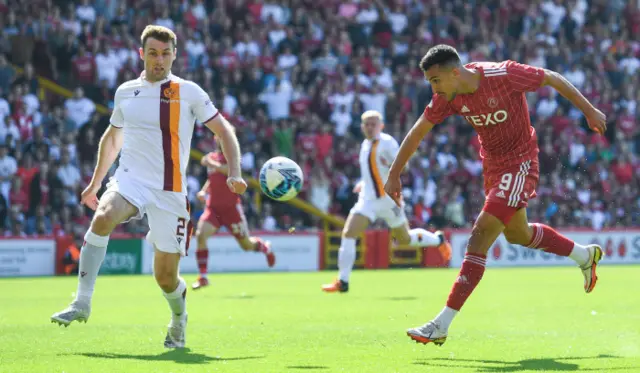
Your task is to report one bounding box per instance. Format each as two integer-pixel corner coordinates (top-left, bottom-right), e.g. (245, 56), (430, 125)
(110, 73), (219, 194)
(358, 132), (399, 201)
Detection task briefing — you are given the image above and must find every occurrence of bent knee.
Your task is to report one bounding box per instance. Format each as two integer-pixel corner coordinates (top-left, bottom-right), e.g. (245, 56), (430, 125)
(155, 271), (178, 292)
(394, 231), (411, 245)
(91, 210), (118, 235)
(238, 239), (254, 251)
(503, 222), (535, 246)
(503, 227), (532, 246)
(342, 228), (359, 239)
(195, 229), (208, 241)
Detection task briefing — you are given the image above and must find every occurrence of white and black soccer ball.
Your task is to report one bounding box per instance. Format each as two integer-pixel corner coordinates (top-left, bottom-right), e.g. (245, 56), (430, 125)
(259, 156), (303, 201)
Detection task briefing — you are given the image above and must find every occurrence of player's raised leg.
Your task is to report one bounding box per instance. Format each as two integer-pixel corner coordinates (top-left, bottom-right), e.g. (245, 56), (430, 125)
(502, 208), (603, 293)
(51, 191), (137, 326)
(407, 211), (504, 345)
(192, 217), (218, 290)
(322, 212), (370, 293)
(392, 222), (450, 253)
(383, 197), (452, 261)
(237, 235), (276, 267)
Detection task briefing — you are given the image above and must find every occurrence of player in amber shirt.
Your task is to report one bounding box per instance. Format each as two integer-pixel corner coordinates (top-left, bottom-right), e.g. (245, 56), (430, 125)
(192, 140), (275, 290)
(385, 45), (608, 346)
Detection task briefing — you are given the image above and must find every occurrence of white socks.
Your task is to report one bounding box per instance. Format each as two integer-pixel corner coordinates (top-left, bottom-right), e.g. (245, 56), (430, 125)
(569, 243), (591, 267)
(75, 231), (109, 305)
(409, 229), (442, 247)
(338, 237), (356, 283)
(163, 278), (187, 323)
(434, 306), (458, 330)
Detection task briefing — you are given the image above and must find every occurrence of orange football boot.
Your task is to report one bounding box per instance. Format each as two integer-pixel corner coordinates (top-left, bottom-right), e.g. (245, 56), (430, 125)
(321, 279), (349, 293)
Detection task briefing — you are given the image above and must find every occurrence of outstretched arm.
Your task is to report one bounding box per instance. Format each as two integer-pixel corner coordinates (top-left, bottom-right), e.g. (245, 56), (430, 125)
(384, 114), (436, 204)
(200, 179), (210, 193)
(201, 154), (229, 174)
(196, 179), (210, 203)
(80, 125), (123, 210)
(542, 69), (607, 135)
(203, 115), (246, 194)
(191, 81), (246, 194)
(90, 125), (123, 186)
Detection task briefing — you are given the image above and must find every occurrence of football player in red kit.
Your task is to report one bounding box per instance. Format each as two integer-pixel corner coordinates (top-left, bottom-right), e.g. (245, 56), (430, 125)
(192, 147), (275, 290)
(385, 45), (607, 346)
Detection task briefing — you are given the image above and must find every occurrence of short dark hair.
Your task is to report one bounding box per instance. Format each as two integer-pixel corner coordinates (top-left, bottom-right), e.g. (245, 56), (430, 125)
(141, 25), (177, 49)
(419, 44), (461, 72)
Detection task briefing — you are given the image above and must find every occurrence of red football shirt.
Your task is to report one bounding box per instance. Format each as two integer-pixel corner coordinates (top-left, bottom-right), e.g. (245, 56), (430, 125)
(423, 60), (545, 173)
(205, 152), (240, 208)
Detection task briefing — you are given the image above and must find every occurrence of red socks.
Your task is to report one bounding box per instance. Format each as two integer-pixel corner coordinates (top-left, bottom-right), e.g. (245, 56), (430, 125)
(196, 249), (208, 276)
(527, 223), (573, 256)
(446, 253), (486, 311)
(254, 239), (269, 253)
(443, 225), (574, 313)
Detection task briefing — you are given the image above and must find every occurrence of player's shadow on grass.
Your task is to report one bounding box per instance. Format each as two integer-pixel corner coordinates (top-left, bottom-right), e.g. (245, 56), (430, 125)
(382, 296), (418, 301)
(413, 354), (631, 372)
(286, 365), (329, 370)
(74, 349), (264, 365)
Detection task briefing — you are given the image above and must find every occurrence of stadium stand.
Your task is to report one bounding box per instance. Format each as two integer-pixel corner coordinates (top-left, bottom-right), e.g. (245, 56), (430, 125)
(0, 0), (638, 238)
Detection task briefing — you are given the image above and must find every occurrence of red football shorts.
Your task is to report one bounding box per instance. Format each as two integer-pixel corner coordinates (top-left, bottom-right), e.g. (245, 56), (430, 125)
(199, 203), (249, 240)
(482, 159), (540, 226)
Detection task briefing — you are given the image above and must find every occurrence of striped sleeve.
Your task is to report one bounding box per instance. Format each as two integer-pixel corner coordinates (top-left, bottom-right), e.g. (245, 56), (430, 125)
(506, 61), (545, 93)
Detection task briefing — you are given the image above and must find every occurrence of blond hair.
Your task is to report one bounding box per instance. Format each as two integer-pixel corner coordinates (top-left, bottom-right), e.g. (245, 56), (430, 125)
(361, 110), (383, 122)
(140, 25), (177, 49)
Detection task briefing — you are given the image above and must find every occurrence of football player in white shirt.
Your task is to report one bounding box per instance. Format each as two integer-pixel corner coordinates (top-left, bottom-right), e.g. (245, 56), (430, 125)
(51, 25), (247, 349)
(322, 110), (451, 293)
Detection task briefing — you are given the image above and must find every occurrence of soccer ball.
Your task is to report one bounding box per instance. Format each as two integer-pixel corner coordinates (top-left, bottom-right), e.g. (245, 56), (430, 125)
(259, 156), (303, 201)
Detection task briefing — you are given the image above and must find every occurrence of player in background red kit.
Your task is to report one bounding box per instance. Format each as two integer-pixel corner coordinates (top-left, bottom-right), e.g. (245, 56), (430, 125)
(385, 45), (607, 346)
(192, 143), (275, 290)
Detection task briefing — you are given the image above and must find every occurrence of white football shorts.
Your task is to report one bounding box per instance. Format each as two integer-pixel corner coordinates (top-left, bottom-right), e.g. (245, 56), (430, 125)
(350, 195), (407, 228)
(103, 177), (192, 255)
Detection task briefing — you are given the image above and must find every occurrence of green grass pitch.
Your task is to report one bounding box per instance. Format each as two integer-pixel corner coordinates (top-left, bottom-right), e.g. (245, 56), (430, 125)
(1, 266), (639, 373)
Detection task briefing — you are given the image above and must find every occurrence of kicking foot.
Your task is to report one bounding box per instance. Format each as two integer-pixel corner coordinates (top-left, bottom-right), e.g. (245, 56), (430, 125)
(321, 279), (349, 293)
(164, 314), (187, 349)
(435, 230), (452, 260)
(407, 321), (448, 346)
(581, 244), (604, 293)
(264, 241), (275, 267)
(191, 276), (209, 290)
(51, 301), (91, 327)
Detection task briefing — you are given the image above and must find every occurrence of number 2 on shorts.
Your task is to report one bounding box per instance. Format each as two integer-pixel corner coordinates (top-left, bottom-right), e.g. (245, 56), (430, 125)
(176, 218), (186, 236)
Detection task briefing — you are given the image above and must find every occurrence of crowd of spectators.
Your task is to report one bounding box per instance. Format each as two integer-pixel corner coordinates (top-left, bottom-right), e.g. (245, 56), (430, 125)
(0, 0), (638, 238)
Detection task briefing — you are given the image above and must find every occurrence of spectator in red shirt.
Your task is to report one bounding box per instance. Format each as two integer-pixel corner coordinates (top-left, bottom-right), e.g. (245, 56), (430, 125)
(617, 108), (637, 139)
(612, 154), (634, 184)
(16, 152), (38, 188)
(71, 45), (96, 86)
(9, 177), (29, 212)
(315, 124), (333, 161)
(12, 102), (33, 141)
(297, 123), (317, 156)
